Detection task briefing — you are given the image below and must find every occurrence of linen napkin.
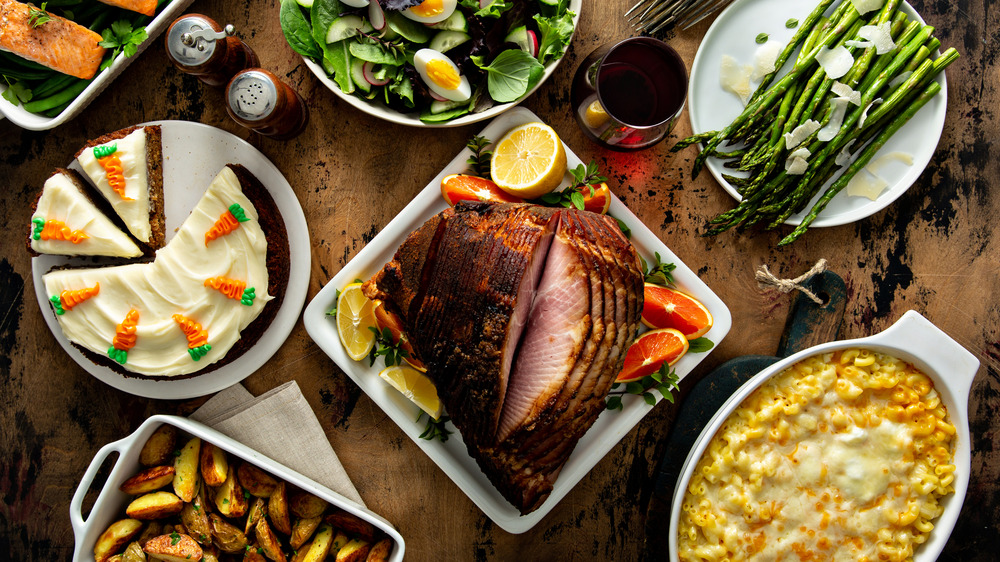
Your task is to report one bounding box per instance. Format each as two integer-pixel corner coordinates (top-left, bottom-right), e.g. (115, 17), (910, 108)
(190, 381), (366, 507)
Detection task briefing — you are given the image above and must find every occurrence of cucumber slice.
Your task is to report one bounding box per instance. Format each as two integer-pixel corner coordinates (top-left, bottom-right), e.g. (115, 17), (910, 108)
(295, 0), (314, 7)
(427, 10), (467, 32)
(387, 12), (432, 43)
(429, 30), (471, 53)
(350, 58), (371, 93)
(326, 15), (372, 44)
(429, 98), (468, 114)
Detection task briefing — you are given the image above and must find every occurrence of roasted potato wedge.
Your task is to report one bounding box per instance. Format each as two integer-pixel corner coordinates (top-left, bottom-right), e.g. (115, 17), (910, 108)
(215, 466), (249, 518)
(323, 510), (376, 542)
(244, 545), (267, 562)
(180, 498), (212, 545)
(140, 425), (177, 467)
(94, 518), (144, 562)
(290, 516), (322, 550)
(245, 497), (267, 536)
(289, 492), (327, 519)
(143, 533), (204, 562)
(255, 517), (287, 562)
(121, 465), (176, 496)
(364, 538), (392, 562)
(121, 541), (146, 562)
(238, 463), (278, 498)
(173, 437), (201, 502)
(136, 521), (163, 548)
(334, 539), (369, 562)
(209, 513), (248, 554)
(126, 491), (184, 520)
(298, 523), (333, 562)
(330, 531), (350, 555)
(199, 443), (229, 488)
(268, 482), (292, 535)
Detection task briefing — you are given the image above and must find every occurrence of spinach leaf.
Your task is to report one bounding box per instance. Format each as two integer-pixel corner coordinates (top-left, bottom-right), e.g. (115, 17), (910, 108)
(479, 49), (543, 103)
(349, 41), (406, 65)
(280, 0), (322, 59)
(311, 0), (344, 49)
(533, 11), (575, 64)
(324, 40), (355, 94)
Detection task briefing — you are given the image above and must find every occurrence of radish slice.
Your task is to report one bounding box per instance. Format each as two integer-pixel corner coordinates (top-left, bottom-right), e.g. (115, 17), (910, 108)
(368, 1), (385, 31)
(428, 88), (449, 102)
(363, 62), (391, 86)
(526, 30), (539, 58)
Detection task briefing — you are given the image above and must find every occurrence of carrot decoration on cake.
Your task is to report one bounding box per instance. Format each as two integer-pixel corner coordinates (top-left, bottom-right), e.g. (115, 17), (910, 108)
(108, 309), (139, 365)
(173, 313), (211, 361)
(50, 283), (100, 315)
(93, 145), (131, 200)
(204, 203), (250, 245)
(32, 217), (89, 243)
(204, 276), (256, 306)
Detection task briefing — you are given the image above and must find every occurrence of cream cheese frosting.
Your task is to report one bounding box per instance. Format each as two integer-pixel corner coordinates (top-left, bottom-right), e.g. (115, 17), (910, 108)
(43, 166), (273, 377)
(76, 127), (152, 243)
(31, 171), (142, 258)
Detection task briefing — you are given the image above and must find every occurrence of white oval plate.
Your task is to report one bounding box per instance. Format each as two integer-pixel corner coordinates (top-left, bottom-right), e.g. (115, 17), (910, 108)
(31, 121), (311, 399)
(302, 106), (732, 533)
(688, 0), (947, 227)
(303, 0), (581, 128)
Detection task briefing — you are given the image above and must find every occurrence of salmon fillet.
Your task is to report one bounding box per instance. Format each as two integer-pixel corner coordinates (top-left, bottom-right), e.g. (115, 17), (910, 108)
(0, 0), (105, 79)
(97, 0), (156, 16)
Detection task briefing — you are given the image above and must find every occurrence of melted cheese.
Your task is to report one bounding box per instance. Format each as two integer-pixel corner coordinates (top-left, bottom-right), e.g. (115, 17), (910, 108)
(76, 128), (152, 243)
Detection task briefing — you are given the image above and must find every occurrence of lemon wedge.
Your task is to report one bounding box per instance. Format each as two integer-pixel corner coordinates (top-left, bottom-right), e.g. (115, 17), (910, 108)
(583, 100), (610, 129)
(378, 365), (443, 419)
(336, 283), (377, 361)
(490, 122), (567, 199)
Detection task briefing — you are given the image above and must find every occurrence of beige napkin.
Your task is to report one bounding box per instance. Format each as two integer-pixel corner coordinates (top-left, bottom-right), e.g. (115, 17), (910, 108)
(190, 381), (366, 507)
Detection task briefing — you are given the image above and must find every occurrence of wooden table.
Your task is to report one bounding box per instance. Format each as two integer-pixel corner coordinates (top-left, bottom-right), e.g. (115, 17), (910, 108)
(2, 0), (997, 559)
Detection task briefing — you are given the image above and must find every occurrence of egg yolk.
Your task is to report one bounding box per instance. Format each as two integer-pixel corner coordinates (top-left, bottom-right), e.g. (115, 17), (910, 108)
(411, 0), (444, 17)
(426, 59), (461, 89)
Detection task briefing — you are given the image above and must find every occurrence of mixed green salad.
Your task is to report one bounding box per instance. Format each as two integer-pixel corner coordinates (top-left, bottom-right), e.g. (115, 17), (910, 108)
(280, 0), (576, 123)
(0, 0), (172, 118)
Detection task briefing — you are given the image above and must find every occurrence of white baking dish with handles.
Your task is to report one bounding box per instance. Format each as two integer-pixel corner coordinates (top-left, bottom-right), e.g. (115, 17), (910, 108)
(70, 414), (405, 561)
(668, 310), (978, 561)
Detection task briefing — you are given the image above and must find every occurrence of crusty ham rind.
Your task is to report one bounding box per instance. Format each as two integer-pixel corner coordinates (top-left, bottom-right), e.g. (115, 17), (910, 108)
(0, 0), (105, 79)
(96, 0), (156, 16)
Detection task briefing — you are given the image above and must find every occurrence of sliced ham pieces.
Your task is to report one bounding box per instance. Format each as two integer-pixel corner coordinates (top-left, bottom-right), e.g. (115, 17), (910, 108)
(363, 201), (643, 514)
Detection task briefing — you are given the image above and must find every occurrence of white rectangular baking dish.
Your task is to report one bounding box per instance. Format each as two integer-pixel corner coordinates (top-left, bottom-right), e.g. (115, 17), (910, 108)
(0, 0), (195, 131)
(70, 414), (405, 561)
(668, 310), (978, 561)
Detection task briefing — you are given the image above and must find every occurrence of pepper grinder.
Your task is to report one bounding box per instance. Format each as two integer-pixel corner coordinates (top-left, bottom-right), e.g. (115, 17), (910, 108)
(225, 68), (309, 141)
(166, 14), (259, 87)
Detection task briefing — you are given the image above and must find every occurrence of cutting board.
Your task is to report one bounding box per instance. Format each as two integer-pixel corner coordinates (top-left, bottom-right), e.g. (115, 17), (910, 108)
(643, 270), (847, 557)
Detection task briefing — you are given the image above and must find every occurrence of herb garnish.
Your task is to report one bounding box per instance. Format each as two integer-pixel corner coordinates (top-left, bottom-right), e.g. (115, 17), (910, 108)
(367, 326), (409, 368)
(417, 412), (452, 442)
(98, 20), (148, 70)
(28, 3), (50, 27)
(786, 18), (799, 28)
(606, 363), (680, 410)
(642, 252), (677, 287)
(755, 33), (769, 44)
(539, 161), (608, 210)
(465, 135), (493, 178)
(1, 79), (32, 106)
(170, 532), (181, 545)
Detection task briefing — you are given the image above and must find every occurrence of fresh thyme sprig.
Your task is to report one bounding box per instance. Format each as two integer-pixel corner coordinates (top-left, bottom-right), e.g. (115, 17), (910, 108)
(641, 252), (677, 287)
(606, 364), (680, 410)
(417, 412), (452, 442)
(28, 2), (50, 27)
(465, 135), (492, 178)
(367, 326), (409, 368)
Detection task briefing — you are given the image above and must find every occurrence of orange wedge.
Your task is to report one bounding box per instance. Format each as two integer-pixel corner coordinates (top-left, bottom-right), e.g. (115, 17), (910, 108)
(440, 174), (524, 206)
(641, 284), (714, 339)
(577, 181), (612, 214)
(373, 299), (427, 372)
(617, 328), (689, 383)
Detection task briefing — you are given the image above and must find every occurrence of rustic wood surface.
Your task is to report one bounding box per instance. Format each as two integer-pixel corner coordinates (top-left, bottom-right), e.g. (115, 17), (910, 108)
(1, 0), (997, 560)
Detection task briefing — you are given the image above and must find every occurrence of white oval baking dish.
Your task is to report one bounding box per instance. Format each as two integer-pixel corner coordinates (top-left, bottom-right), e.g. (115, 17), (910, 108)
(668, 310), (978, 561)
(70, 414), (405, 561)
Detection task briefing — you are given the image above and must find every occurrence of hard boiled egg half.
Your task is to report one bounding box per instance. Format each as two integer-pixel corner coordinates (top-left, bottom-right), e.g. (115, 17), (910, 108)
(413, 48), (471, 102)
(401, 0), (457, 24)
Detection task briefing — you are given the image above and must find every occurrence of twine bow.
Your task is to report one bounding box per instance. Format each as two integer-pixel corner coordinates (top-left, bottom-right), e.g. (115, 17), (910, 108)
(756, 259), (828, 305)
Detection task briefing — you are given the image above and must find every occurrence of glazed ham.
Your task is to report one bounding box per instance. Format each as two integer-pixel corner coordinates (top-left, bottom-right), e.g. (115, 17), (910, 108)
(363, 201), (643, 514)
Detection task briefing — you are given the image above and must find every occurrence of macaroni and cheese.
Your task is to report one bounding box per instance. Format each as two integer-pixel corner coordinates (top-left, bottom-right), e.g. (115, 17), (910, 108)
(677, 349), (956, 562)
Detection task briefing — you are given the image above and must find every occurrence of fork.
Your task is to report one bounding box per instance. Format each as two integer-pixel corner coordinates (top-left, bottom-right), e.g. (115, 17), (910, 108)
(626, 0), (735, 35)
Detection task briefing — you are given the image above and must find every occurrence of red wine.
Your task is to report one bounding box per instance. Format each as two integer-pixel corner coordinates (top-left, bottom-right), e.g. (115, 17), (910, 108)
(598, 43), (685, 127)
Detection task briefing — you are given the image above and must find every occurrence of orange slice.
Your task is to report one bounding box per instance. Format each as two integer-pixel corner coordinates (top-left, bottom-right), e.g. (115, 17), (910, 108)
(641, 284), (714, 339)
(440, 174), (524, 206)
(373, 299), (427, 372)
(578, 181), (611, 214)
(617, 328), (689, 383)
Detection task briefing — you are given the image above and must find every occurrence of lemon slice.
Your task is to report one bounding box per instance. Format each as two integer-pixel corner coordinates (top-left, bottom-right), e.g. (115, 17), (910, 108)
(379, 365), (443, 419)
(490, 122), (568, 199)
(583, 100), (610, 129)
(336, 283), (377, 361)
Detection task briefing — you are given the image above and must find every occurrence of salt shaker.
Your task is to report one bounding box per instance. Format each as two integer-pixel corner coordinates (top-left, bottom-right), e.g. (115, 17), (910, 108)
(225, 68), (309, 141)
(166, 14), (259, 87)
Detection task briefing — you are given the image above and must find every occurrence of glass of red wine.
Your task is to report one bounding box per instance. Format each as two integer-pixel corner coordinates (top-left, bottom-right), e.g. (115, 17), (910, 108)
(571, 37), (688, 151)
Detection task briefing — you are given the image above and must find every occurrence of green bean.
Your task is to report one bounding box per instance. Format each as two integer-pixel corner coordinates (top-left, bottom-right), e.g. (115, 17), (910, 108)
(23, 78), (91, 113)
(31, 74), (79, 99)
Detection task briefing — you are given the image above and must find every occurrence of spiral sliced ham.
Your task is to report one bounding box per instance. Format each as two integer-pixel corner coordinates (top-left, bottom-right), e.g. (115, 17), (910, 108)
(363, 201), (643, 514)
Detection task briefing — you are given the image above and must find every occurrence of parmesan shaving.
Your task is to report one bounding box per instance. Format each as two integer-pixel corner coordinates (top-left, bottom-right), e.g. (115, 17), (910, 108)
(783, 120), (821, 149)
(835, 139), (857, 166)
(846, 169), (889, 199)
(831, 81), (862, 105)
(752, 40), (784, 81)
(818, 98), (850, 141)
(845, 39), (874, 49)
(815, 45), (854, 79)
(888, 70), (913, 90)
(849, 0), (884, 15)
(866, 151), (914, 175)
(786, 155), (809, 175)
(720, 55), (754, 105)
(859, 98), (882, 128)
(858, 22), (895, 54)
(790, 147), (811, 160)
